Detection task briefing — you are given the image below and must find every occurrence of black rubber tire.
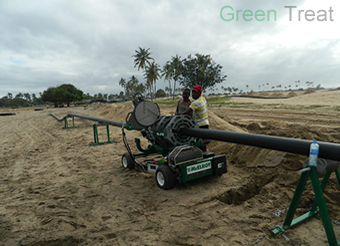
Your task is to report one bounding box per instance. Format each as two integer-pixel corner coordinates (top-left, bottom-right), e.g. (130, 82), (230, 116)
(155, 165), (175, 190)
(121, 152), (135, 169)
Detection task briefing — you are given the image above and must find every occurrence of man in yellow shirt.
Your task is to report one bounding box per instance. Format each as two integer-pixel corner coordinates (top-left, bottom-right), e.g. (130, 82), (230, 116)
(182, 85), (209, 151)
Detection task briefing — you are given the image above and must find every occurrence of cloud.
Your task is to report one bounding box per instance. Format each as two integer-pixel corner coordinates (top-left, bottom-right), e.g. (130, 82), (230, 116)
(0, 0), (339, 98)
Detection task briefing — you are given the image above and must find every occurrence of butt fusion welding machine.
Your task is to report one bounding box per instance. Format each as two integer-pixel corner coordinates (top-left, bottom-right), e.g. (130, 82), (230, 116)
(121, 93), (227, 189)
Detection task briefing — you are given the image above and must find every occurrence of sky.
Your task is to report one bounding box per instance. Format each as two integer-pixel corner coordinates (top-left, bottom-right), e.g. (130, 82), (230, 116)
(1, 0), (340, 98)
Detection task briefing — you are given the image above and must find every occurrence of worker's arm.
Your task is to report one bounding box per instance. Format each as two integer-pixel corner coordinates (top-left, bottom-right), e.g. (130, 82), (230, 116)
(182, 107), (193, 117)
(175, 100), (181, 115)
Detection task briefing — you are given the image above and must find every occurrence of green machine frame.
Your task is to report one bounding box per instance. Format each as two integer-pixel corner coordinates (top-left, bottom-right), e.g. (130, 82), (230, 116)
(133, 138), (171, 157)
(129, 137), (226, 185)
(272, 166), (340, 246)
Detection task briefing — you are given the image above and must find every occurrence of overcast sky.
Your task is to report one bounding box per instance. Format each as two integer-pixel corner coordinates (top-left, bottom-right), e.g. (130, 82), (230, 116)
(1, 0), (339, 98)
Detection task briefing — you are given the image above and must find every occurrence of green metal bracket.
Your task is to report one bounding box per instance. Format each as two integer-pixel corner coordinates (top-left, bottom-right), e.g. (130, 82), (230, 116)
(272, 167), (340, 246)
(90, 123), (116, 146)
(63, 116), (77, 129)
(125, 123), (135, 131)
(134, 138), (170, 157)
(194, 139), (203, 147)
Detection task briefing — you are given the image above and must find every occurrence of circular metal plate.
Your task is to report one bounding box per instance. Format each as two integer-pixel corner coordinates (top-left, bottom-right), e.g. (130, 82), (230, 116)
(134, 101), (160, 126)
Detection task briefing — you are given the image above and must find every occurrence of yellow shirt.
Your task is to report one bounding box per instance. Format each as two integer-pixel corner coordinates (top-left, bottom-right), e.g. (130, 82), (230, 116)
(189, 96), (209, 127)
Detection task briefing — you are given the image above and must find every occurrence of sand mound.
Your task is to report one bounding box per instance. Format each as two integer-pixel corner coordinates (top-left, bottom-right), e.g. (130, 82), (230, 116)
(209, 111), (246, 133)
(270, 92), (284, 97)
(97, 103), (134, 122)
(303, 88), (316, 94)
(95, 103), (246, 134)
(258, 92), (271, 97)
(248, 90), (257, 96)
(287, 91), (298, 97)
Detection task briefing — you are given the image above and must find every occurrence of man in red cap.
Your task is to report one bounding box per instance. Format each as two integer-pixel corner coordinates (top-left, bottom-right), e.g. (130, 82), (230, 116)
(182, 84), (209, 151)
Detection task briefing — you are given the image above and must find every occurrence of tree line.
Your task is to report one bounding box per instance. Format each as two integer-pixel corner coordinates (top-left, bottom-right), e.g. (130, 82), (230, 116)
(1, 48), (227, 108)
(0, 92), (45, 108)
(119, 48), (227, 99)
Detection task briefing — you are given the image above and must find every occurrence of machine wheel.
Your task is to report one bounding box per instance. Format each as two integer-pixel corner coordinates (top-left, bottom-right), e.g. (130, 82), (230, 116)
(121, 152), (135, 169)
(155, 165), (175, 190)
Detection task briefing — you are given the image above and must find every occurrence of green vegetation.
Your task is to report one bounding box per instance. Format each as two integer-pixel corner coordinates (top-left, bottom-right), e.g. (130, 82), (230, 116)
(206, 96), (231, 106)
(154, 96), (336, 112)
(0, 92), (45, 107)
(153, 97), (178, 106)
(222, 102), (254, 108)
(69, 187), (78, 193)
(179, 54), (227, 91)
(155, 89), (166, 98)
(119, 76), (146, 97)
(154, 96), (233, 106)
(260, 104), (329, 110)
(86, 177), (98, 183)
(120, 48), (227, 99)
(334, 106), (340, 111)
(214, 103), (334, 111)
(41, 84), (84, 107)
(163, 55), (182, 99)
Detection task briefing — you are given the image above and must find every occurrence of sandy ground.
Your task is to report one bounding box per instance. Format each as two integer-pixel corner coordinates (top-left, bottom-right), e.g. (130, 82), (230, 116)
(1, 90), (340, 246)
(231, 90), (340, 107)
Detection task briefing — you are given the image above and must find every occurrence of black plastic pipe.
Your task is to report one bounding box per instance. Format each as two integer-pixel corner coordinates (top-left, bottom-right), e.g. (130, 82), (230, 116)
(50, 113), (340, 161)
(49, 113), (64, 121)
(49, 113), (125, 128)
(0, 112), (16, 116)
(179, 128), (340, 161)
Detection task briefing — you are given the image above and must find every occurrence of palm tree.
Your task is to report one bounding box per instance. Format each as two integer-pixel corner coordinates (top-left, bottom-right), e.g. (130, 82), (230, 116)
(15, 92), (23, 99)
(23, 93), (31, 102)
(163, 55), (182, 99)
(132, 47), (156, 98)
(145, 62), (162, 99)
(32, 93), (37, 103)
(132, 47), (154, 71)
(119, 78), (127, 95)
(163, 63), (173, 97)
(135, 83), (146, 96)
(127, 76), (139, 96)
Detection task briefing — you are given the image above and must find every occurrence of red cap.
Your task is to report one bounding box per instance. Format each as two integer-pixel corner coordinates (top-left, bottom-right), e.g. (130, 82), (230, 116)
(192, 85), (202, 96)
